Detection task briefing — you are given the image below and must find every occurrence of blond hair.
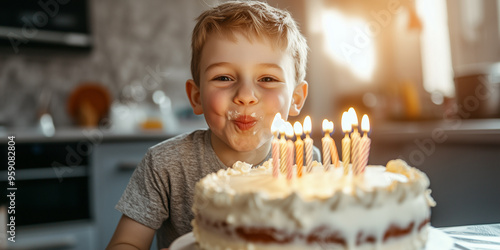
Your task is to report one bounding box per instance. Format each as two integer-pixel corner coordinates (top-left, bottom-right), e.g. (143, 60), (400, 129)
(190, 0), (308, 86)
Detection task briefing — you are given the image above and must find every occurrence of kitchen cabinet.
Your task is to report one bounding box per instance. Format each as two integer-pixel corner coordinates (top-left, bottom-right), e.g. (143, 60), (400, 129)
(92, 140), (164, 249)
(88, 121), (207, 249)
(0, 122), (207, 249)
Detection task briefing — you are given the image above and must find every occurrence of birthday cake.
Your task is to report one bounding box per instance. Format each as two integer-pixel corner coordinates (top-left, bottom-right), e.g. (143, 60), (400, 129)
(191, 159), (436, 250)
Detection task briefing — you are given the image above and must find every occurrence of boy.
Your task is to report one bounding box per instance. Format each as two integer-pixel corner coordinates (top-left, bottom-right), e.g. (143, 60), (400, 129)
(107, 1), (320, 249)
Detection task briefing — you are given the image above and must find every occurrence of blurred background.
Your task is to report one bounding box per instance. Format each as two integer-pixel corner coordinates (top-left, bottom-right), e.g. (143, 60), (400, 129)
(0, 0), (499, 249)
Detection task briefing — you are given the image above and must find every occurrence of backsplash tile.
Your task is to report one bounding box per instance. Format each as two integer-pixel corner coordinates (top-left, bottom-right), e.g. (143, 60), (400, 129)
(0, 0), (218, 128)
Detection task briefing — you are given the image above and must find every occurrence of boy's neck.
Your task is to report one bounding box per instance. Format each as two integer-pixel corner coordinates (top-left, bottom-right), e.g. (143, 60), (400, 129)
(210, 132), (272, 168)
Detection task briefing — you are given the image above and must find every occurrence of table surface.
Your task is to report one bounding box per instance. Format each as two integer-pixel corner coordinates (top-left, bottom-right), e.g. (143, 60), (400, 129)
(439, 223), (500, 250)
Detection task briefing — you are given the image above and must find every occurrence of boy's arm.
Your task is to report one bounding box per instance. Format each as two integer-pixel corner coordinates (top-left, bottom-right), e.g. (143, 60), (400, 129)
(107, 215), (156, 250)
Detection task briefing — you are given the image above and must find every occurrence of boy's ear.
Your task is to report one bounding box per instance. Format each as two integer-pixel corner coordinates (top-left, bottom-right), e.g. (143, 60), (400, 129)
(186, 79), (204, 115)
(289, 81), (308, 116)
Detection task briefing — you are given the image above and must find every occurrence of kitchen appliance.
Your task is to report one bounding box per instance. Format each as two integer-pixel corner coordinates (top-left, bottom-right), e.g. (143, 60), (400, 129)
(0, 141), (94, 249)
(0, 0), (92, 52)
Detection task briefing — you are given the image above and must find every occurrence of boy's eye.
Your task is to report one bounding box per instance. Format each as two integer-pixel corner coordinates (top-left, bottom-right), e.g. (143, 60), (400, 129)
(259, 76), (278, 82)
(213, 76), (233, 81)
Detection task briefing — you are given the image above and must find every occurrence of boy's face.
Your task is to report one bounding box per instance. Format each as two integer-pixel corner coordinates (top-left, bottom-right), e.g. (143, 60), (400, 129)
(187, 32), (307, 152)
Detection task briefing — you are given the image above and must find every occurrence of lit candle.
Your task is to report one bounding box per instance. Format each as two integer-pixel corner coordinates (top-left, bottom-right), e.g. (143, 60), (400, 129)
(348, 108), (361, 173)
(303, 116), (314, 172)
(271, 113), (282, 178)
(329, 121), (340, 168)
(294, 121), (304, 178)
(322, 119), (332, 170)
(285, 122), (295, 180)
(279, 121), (287, 174)
(356, 114), (371, 175)
(341, 112), (352, 175)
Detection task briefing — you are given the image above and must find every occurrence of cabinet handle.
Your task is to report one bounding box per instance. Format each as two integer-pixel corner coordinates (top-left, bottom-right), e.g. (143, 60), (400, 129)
(116, 162), (139, 171)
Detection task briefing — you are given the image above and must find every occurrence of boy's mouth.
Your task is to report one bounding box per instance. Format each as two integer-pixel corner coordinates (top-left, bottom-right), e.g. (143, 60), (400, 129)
(233, 115), (258, 131)
(227, 111), (262, 131)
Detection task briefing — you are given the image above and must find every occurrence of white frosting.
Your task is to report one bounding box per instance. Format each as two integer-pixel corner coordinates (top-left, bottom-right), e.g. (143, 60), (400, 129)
(192, 159), (435, 250)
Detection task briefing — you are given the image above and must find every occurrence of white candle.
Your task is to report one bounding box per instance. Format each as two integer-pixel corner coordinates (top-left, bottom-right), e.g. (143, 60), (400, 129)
(285, 122), (295, 180)
(279, 124), (287, 174)
(341, 112), (352, 175)
(321, 119), (332, 167)
(271, 113), (282, 178)
(349, 108), (361, 174)
(303, 116), (314, 172)
(322, 119), (332, 170)
(357, 114), (371, 175)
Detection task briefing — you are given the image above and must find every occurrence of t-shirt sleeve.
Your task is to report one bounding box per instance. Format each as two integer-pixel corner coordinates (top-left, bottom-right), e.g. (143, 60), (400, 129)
(115, 149), (170, 229)
(312, 145), (322, 162)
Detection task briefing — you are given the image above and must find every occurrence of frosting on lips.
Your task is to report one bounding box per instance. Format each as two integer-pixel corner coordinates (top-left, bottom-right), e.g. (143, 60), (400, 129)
(192, 159), (436, 250)
(233, 115), (257, 130)
(226, 110), (262, 131)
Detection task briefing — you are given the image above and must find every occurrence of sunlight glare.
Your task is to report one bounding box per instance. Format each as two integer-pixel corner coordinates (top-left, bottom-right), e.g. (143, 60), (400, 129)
(322, 10), (376, 82)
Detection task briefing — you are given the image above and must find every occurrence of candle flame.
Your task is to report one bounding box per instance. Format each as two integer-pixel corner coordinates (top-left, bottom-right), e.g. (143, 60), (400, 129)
(294, 121), (303, 136)
(285, 121), (294, 138)
(322, 119), (333, 133)
(348, 107), (358, 126)
(361, 114), (370, 133)
(322, 119), (329, 132)
(271, 113), (282, 134)
(303, 116), (312, 134)
(341, 112), (352, 132)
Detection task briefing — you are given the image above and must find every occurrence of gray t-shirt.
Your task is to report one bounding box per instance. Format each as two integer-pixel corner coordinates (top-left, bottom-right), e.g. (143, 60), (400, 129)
(115, 129), (321, 249)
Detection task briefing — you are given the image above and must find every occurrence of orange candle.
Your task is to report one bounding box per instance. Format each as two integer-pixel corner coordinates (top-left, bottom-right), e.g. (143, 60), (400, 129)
(294, 121), (304, 178)
(329, 121), (340, 168)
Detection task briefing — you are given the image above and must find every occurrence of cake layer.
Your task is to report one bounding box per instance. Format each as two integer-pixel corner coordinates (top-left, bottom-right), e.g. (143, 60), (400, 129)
(195, 214), (430, 243)
(192, 218), (430, 250)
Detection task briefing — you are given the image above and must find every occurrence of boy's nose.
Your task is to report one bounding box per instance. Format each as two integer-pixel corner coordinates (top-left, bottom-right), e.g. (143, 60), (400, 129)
(233, 81), (258, 105)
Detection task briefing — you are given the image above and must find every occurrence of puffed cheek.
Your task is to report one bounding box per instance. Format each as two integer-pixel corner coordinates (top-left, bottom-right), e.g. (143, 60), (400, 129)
(266, 96), (291, 115)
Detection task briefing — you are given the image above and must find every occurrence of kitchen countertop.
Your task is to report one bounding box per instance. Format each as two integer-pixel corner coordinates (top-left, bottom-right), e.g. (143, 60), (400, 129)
(371, 118), (500, 144)
(2, 118), (499, 144)
(0, 119), (208, 143)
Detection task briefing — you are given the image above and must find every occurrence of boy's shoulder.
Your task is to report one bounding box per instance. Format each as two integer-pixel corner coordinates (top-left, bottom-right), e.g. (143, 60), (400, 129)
(140, 129), (216, 177)
(147, 129), (209, 158)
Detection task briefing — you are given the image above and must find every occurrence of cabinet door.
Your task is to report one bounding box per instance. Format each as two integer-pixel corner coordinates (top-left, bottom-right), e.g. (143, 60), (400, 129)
(370, 140), (500, 227)
(92, 141), (162, 249)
